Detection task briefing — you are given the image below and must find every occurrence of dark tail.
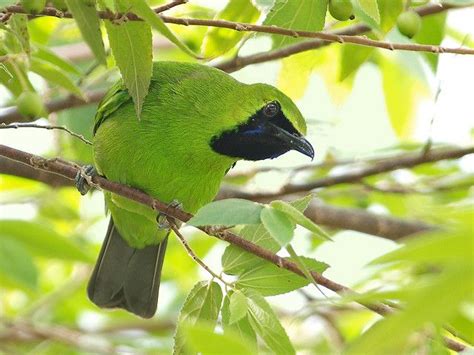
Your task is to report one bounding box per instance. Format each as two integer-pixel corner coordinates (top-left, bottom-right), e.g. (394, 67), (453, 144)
(87, 218), (168, 318)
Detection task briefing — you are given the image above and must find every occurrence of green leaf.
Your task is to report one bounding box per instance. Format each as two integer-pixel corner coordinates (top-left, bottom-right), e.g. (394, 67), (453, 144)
(278, 50), (318, 100)
(0, 0), (18, 9)
(222, 293), (257, 349)
(184, 322), (256, 355)
(372, 229), (472, 266)
(446, 26), (474, 48)
(229, 290), (248, 324)
(379, 53), (428, 138)
(65, 0), (107, 65)
(346, 266), (473, 355)
(449, 311), (474, 344)
(340, 44), (375, 81)
(263, 0), (328, 49)
(222, 224), (280, 275)
(221, 196), (312, 275)
(104, 19), (152, 118)
(377, 0), (403, 33)
(188, 199), (263, 226)
(413, 13), (447, 72)
(353, 0), (380, 24)
(174, 280), (223, 354)
(260, 207), (295, 247)
(270, 200), (331, 241)
(245, 290), (295, 355)
(30, 57), (84, 98)
(9, 14), (30, 55)
(202, 0), (259, 58)
(236, 256), (328, 296)
(33, 45), (81, 76)
(0, 238), (38, 290)
(0, 220), (92, 262)
(289, 193), (314, 212)
(0, 60), (34, 95)
(130, 0), (198, 58)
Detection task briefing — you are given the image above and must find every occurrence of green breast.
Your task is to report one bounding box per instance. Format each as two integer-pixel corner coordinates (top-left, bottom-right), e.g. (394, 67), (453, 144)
(92, 63), (235, 247)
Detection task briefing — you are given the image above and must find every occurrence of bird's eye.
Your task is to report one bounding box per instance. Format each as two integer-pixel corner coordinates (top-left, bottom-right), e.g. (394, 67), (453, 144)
(263, 102), (280, 118)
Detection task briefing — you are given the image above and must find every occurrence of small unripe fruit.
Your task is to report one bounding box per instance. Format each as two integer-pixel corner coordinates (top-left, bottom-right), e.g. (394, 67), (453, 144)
(397, 11), (422, 38)
(329, 0), (354, 21)
(17, 91), (45, 118)
(21, 0), (46, 13)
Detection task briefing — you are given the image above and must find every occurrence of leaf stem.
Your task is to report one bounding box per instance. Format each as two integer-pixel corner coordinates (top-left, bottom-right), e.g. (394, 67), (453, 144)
(168, 219), (234, 289)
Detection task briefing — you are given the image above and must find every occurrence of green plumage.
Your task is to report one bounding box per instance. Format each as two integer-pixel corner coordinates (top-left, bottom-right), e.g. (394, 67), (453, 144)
(89, 61), (308, 318)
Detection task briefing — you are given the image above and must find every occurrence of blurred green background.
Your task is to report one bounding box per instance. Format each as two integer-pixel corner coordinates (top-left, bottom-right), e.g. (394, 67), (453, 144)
(0, 0), (473, 354)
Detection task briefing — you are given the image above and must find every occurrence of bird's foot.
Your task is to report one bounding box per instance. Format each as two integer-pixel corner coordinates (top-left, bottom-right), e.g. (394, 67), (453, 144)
(157, 200), (182, 230)
(75, 165), (97, 195)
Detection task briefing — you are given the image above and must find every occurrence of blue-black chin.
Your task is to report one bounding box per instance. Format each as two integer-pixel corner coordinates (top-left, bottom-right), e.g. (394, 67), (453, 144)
(210, 108), (314, 161)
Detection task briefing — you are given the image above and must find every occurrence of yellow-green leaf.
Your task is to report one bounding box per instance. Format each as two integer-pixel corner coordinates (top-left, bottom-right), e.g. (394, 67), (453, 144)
(202, 0), (259, 58)
(30, 57), (84, 98)
(379, 54), (428, 138)
(260, 206), (295, 247)
(65, 0), (107, 65)
(354, 0), (380, 24)
(174, 280), (223, 354)
(104, 19), (152, 118)
(131, 0), (199, 58)
(264, 0), (328, 49)
(270, 200), (331, 241)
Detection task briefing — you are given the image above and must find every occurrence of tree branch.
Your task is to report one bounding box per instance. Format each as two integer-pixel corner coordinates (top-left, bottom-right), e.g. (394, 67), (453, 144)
(5, 145), (471, 240)
(0, 144), (468, 352)
(225, 146), (474, 200)
(3, 3), (473, 56)
(216, 3), (468, 72)
(0, 319), (117, 353)
(0, 90), (104, 125)
(1, 151), (437, 240)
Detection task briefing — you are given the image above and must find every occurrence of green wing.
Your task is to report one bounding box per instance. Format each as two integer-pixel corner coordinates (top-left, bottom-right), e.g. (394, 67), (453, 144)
(93, 80), (131, 135)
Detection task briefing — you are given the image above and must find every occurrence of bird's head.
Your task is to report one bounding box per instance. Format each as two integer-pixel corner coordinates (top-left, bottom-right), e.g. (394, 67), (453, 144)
(209, 82), (314, 162)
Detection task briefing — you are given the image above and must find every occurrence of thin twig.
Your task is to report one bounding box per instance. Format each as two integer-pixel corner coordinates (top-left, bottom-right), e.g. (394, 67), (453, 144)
(153, 0), (187, 14)
(168, 219), (234, 288)
(0, 145), (468, 353)
(0, 123), (92, 145)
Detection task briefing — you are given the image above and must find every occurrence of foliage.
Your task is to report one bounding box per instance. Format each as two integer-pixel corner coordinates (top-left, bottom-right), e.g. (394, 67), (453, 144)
(0, 0), (473, 354)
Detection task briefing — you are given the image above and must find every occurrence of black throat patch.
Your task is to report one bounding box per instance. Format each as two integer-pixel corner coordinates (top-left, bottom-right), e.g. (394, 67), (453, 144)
(210, 104), (301, 161)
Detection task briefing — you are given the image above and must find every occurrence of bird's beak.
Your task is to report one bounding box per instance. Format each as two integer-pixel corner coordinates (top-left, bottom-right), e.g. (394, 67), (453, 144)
(266, 121), (315, 160)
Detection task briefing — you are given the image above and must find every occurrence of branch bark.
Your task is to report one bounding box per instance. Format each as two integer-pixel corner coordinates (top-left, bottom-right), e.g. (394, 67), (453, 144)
(0, 144), (468, 353)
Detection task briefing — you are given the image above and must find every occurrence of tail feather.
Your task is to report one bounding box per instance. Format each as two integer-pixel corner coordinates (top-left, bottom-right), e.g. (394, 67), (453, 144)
(88, 218), (168, 318)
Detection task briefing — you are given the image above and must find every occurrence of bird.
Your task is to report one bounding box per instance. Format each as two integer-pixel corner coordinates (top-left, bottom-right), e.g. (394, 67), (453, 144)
(81, 61), (314, 318)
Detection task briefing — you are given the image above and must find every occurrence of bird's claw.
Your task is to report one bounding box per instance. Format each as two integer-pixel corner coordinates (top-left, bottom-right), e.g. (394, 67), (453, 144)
(157, 200), (182, 230)
(75, 165), (97, 195)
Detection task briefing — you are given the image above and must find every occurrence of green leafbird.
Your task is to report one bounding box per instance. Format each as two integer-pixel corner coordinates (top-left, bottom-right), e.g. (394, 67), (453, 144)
(85, 61), (314, 318)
